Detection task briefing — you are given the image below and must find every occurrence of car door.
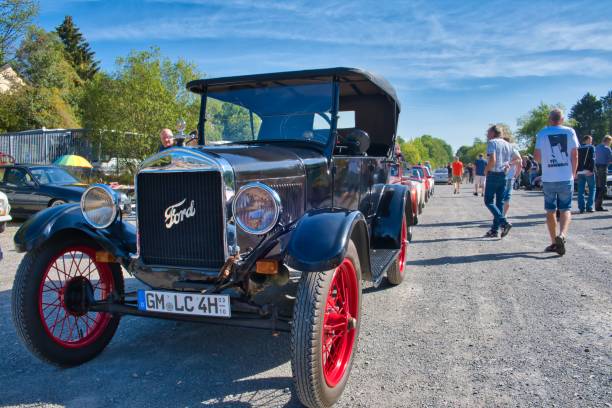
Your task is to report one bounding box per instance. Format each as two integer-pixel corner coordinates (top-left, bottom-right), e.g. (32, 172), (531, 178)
(2, 167), (34, 214)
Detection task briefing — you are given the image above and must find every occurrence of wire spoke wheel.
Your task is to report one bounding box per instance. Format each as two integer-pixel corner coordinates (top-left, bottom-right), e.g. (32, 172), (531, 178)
(387, 215), (408, 285)
(12, 238), (123, 366)
(322, 258), (359, 387)
(39, 246), (114, 347)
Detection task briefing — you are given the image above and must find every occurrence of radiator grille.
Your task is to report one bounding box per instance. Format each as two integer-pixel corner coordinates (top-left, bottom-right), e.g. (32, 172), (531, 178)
(137, 171), (225, 268)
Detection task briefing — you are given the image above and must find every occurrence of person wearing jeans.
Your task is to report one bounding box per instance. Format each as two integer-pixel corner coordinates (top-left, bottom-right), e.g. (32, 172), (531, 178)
(534, 109), (579, 256)
(483, 125), (519, 238)
(576, 135), (596, 213)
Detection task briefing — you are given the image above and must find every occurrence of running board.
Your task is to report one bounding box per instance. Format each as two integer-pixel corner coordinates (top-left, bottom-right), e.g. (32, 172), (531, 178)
(370, 248), (399, 287)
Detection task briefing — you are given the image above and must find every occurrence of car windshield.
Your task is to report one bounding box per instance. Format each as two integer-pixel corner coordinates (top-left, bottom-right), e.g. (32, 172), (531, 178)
(30, 167), (79, 185)
(412, 167), (424, 177)
(435, 169), (447, 174)
(205, 82), (334, 145)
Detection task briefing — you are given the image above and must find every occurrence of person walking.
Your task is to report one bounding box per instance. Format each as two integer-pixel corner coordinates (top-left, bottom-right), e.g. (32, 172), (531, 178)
(474, 154), (487, 196)
(594, 135), (612, 211)
(451, 157), (464, 194)
(576, 135), (596, 213)
(502, 135), (522, 216)
(483, 125), (518, 238)
(467, 163), (474, 183)
(446, 162), (452, 185)
(534, 109), (579, 255)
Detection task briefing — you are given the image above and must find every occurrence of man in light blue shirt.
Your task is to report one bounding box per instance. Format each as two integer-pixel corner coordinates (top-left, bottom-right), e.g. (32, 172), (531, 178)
(483, 125), (519, 238)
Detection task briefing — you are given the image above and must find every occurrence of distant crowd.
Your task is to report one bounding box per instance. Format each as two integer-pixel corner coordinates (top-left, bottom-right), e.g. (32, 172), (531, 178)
(445, 109), (611, 256)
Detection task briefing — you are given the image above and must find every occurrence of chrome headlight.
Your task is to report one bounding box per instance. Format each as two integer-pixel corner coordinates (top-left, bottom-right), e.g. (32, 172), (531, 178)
(81, 184), (119, 229)
(232, 182), (281, 235)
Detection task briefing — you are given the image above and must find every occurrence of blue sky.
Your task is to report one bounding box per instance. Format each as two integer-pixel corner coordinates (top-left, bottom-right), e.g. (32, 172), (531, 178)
(37, 0), (612, 151)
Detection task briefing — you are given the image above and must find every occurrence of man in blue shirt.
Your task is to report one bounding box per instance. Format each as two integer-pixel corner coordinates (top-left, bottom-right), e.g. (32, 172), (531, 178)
(576, 135), (596, 213)
(473, 154), (487, 196)
(594, 135), (612, 211)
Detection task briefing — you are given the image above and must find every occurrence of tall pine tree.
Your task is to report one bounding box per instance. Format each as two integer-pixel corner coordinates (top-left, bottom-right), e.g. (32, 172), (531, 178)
(56, 16), (99, 81)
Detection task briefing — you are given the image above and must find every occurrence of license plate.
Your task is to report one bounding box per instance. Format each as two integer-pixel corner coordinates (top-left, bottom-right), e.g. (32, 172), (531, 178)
(137, 290), (231, 318)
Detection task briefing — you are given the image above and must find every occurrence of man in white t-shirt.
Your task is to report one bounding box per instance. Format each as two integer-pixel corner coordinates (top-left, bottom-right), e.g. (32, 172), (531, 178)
(534, 109), (579, 256)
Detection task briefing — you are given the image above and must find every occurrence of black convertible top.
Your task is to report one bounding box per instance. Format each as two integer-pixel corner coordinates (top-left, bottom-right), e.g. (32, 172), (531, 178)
(186, 67), (400, 112)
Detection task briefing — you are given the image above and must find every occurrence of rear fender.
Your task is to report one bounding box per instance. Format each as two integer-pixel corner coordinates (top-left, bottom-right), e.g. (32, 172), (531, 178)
(371, 184), (410, 249)
(284, 209), (373, 280)
(14, 204), (136, 264)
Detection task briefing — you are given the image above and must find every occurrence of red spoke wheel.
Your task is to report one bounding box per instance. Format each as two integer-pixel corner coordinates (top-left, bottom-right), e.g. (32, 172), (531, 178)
(12, 238), (124, 366)
(387, 215), (408, 285)
(292, 240), (362, 408)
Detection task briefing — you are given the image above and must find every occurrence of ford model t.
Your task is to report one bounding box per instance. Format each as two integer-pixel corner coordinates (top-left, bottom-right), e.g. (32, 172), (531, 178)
(12, 67), (412, 407)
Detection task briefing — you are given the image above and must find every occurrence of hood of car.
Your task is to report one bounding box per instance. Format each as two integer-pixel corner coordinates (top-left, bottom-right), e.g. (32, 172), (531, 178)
(41, 184), (87, 200)
(200, 144), (310, 181)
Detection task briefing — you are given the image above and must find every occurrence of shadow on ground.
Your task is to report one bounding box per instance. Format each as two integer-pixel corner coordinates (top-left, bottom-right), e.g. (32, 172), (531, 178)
(409, 251), (558, 266)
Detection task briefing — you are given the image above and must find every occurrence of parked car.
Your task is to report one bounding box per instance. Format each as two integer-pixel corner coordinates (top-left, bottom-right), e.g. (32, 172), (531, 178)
(402, 164), (425, 215)
(388, 161), (417, 236)
(413, 165), (434, 198)
(0, 164), (131, 218)
(433, 168), (449, 184)
(0, 190), (11, 260)
(11, 68), (413, 408)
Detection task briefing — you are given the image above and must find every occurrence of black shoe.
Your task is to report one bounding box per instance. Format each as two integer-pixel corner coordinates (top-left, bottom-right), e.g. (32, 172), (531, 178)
(484, 230), (499, 238)
(501, 223), (513, 238)
(595, 208), (608, 212)
(473, 192), (478, 196)
(586, 209), (594, 213)
(545, 244), (557, 253)
(554, 235), (566, 256)
(579, 209), (584, 214)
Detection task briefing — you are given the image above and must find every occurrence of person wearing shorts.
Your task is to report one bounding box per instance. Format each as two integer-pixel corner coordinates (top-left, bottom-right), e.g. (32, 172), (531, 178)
(474, 154), (487, 196)
(451, 157), (464, 194)
(534, 109), (579, 256)
(502, 134), (522, 216)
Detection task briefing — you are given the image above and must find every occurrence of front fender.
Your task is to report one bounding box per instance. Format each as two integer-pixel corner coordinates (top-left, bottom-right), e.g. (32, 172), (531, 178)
(14, 204), (136, 263)
(371, 184), (409, 249)
(284, 209), (372, 279)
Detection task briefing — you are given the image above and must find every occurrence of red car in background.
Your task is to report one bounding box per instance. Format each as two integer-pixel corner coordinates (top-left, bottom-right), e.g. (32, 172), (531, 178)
(388, 161), (417, 239)
(411, 165), (434, 201)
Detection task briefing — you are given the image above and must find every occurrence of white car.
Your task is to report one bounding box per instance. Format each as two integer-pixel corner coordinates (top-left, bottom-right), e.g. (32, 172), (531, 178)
(0, 191), (11, 231)
(0, 191), (12, 261)
(433, 168), (449, 184)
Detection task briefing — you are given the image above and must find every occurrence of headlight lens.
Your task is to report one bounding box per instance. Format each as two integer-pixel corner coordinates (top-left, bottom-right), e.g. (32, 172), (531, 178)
(81, 184), (118, 229)
(233, 182), (281, 235)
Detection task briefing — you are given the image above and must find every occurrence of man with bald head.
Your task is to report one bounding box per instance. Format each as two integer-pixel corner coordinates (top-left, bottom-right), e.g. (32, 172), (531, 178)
(534, 108), (579, 256)
(159, 128), (174, 151)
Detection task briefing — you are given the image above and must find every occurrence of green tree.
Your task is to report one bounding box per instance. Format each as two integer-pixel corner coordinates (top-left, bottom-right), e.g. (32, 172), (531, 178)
(0, 0), (38, 64)
(569, 92), (605, 143)
(397, 135), (453, 168)
(81, 47), (201, 165)
(456, 137), (487, 164)
(515, 102), (577, 152)
(600, 90), (612, 136)
(56, 16), (99, 81)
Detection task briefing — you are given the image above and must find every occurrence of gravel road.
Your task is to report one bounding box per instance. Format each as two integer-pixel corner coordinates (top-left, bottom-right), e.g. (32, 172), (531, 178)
(1, 184), (610, 407)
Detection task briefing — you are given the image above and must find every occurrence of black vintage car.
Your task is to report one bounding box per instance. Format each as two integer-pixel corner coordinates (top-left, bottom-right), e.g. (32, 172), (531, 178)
(11, 67), (413, 408)
(0, 164), (87, 217)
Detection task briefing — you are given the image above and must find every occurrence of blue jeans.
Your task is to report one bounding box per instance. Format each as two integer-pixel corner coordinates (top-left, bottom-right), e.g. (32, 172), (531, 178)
(484, 172), (508, 232)
(577, 173), (595, 211)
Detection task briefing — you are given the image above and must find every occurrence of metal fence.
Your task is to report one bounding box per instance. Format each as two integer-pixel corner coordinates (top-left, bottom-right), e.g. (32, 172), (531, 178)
(0, 129), (92, 164)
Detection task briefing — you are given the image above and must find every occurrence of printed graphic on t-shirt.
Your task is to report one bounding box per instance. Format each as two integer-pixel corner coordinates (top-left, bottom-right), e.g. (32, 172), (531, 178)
(547, 134), (569, 168)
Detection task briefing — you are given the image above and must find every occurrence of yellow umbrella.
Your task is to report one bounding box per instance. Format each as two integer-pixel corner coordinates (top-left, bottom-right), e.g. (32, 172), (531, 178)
(53, 155), (93, 168)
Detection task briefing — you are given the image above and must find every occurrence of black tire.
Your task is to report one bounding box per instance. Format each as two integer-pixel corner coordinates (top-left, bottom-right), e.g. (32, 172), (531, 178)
(387, 216), (408, 285)
(0, 222), (5, 233)
(11, 237), (123, 367)
(291, 240), (362, 408)
(407, 225), (413, 242)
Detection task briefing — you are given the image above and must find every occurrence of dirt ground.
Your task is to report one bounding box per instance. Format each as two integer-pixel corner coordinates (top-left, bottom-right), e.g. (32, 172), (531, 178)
(1, 184), (610, 407)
